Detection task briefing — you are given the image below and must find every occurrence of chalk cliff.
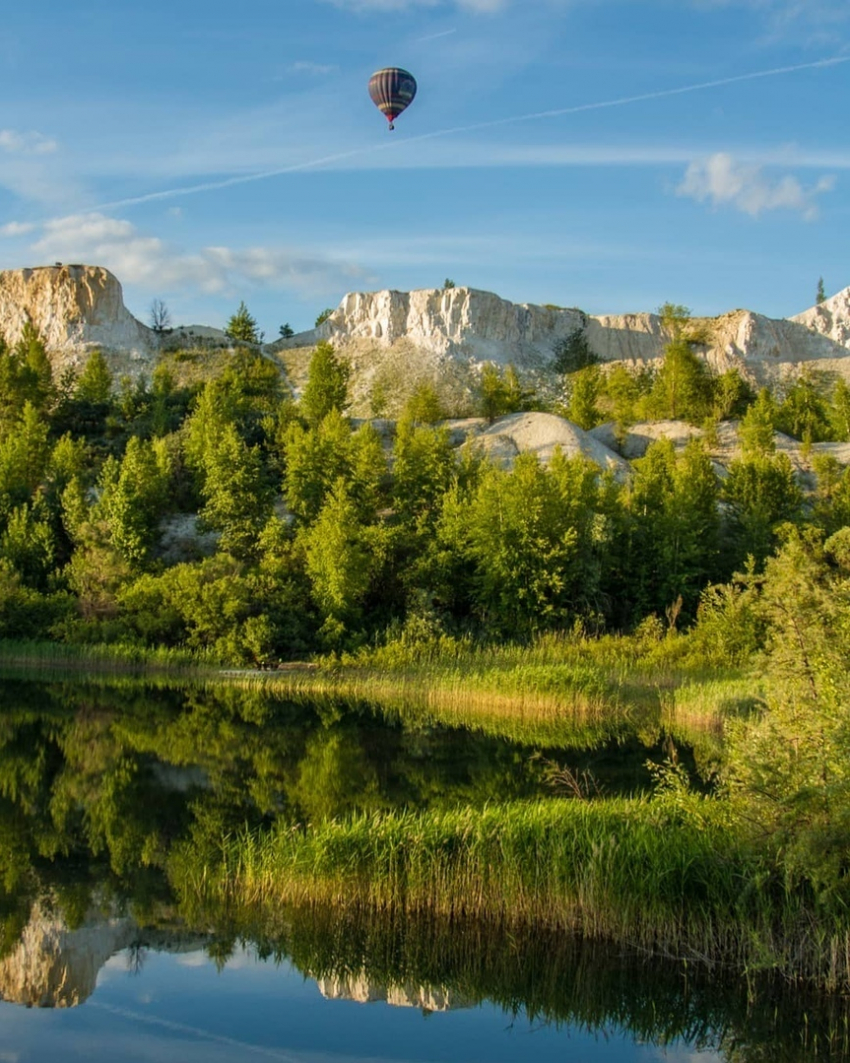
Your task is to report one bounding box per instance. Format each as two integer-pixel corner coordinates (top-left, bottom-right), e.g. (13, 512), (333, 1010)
(0, 265), (156, 375)
(0, 264), (230, 379)
(275, 285), (850, 388)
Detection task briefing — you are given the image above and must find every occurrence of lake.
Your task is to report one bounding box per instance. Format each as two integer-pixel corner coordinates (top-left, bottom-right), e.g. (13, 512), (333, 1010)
(0, 674), (843, 1061)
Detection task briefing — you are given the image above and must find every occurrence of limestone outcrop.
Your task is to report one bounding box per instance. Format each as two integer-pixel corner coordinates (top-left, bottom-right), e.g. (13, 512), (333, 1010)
(0, 265), (157, 376)
(275, 284), (850, 389)
(0, 264), (230, 379)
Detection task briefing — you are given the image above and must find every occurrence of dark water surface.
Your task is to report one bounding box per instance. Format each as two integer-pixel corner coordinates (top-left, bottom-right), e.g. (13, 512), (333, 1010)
(0, 675), (843, 1061)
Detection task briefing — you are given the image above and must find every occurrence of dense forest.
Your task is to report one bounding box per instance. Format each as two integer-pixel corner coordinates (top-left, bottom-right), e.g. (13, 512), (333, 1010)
(1, 310), (850, 665)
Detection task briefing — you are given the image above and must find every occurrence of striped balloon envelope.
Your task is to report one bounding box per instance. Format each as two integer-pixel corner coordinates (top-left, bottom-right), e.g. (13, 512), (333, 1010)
(368, 68), (417, 130)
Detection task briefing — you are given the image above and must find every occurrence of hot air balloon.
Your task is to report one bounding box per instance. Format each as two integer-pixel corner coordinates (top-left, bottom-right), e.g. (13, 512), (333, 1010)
(368, 68), (417, 131)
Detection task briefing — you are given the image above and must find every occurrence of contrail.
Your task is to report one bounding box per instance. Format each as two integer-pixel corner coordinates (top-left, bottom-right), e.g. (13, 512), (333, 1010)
(93, 55), (849, 213)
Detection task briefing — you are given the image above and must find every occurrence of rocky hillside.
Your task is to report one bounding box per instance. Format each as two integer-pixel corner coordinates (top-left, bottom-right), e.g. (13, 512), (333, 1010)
(2, 264), (849, 395)
(0, 264), (228, 378)
(273, 284), (850, 413)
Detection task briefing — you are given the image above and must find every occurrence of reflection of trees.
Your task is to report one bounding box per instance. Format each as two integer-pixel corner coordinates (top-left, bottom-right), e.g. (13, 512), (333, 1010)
(174, 900), (850, 1063)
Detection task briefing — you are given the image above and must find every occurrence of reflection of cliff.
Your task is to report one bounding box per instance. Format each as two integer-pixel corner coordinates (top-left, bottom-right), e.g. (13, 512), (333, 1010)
(316, 971), (472, 1012)
(0, 903), (136, 1008)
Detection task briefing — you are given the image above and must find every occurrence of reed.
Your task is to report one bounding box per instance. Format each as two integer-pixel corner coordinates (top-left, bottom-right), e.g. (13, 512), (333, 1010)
(0, 639), (213, 675)
(170, 796), (850, 990)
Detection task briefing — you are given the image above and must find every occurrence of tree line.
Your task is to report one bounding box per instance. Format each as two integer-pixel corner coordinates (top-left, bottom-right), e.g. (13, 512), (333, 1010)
(1, 319), (849, 664)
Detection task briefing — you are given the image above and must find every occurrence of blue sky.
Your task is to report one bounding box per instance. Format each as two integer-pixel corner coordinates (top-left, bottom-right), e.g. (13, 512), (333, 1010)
(0, 0), (847, 337)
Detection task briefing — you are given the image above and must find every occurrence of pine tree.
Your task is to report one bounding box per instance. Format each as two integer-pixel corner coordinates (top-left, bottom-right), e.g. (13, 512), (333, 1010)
(225, 301), (260, 345)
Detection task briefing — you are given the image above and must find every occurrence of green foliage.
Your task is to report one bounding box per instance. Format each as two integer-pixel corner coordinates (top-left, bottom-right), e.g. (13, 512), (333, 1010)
(721, 452), (803, 568)
(657, 302), (691, 339)
(300, 342), (350, 427)
(566, 365), (602, 430)
(314, 308), (334, 328)
(737, 388), (778, 457)
(552, 327), (598, 375)
(624, 439), (720, 622)
(399, 381), (445, 425)
(75, 349), (113, 404)
(776, 371), (833, 443)
(724, 529), (850, 904)
(476, 363), (533, 423)
(225, 301), (260, 345)
(645, 339), (714, 423)
(817, 276), (826, 304)
(442, 278), (456, 290)
(198, 423), (273, 558)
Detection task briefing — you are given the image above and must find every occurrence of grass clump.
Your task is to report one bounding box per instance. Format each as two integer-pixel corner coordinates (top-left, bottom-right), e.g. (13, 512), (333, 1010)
(170, 792), (850, 989)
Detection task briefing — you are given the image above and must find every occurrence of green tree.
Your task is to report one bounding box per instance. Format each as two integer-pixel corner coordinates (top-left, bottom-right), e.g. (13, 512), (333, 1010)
(724, 528), (850, 902)
(817, 276), (826, 304)
(624, 438), (720, 622)
(645, 338), (713, 423)
(226, 302), (260, 345)
(314, 308), (334, 328)
(721, 452), (803, 568)
(199, 423), (273, 558)
(299, 480), (372, 647)
(476, 363), (532, 424)
(776, 371), (832, 443)
(401, 381), (445, 425)
(738, 389), (778, 458)
(100, 436), (171, 567)
(76, 350), (113, 405)
(567, 365), (602, 430)
(552, 326), (598, 375)
(300, 342), (350, 427)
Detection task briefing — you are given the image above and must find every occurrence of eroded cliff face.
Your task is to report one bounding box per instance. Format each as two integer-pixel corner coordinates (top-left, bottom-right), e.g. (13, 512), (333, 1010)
(0, 265), (158, 376)
(0, 903), (136, 1008)
(276, 285), (850, 387)
(288, 288), (588, 367)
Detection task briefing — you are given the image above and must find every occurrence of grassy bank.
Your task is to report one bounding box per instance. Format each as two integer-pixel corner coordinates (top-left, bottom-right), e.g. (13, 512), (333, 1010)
(170, 794), (848, 990)
(0, 638), (213, 675)
(235, 632), (762, 751)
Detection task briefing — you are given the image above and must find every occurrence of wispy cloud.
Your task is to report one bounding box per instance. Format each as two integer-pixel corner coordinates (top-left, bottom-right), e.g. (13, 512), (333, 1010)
(676, 152), (836, 219)
(693, 0), (850, 42)
(0, 129), (58, 155)
(320, 0), (506, 12)
(289, 60), (339, 75)
(27, 212), (371, 297)
(0, 221), (35, 237)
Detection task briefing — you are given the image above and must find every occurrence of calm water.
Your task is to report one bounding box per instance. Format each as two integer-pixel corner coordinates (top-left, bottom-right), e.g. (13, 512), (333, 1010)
(0, 674), (843, 1061)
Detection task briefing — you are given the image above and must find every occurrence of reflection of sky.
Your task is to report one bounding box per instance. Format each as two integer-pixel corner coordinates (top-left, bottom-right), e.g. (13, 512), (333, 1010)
(0, 947), (723, 1063)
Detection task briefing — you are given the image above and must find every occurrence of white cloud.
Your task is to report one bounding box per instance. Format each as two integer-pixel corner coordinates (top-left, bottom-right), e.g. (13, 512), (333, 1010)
(676, 153), (835, 219)
(0, 129), (58, 155)
(0, 221), (35, 237)
(28, 212), (370, 297)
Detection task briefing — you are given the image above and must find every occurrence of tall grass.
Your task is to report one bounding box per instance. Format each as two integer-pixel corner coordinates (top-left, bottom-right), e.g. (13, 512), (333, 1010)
(170, 795), (850, 990)
(0, 639), (214, 676)
(238, 630), (756, 752)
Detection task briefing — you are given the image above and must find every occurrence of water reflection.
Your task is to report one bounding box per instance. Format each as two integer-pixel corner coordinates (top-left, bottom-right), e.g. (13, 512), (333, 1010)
(0, 676), (842, 1060)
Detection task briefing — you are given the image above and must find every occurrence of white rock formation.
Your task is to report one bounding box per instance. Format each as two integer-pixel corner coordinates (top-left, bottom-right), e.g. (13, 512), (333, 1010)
(0, 264), (230, 380)
(471, 412), (630, 478)
(275, 284), (850, 389)
(0, 265), (156, 376)
(316, 971), (471, 1011)
(278, 287), (588, 368)
(0, 903), (136, 1008)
